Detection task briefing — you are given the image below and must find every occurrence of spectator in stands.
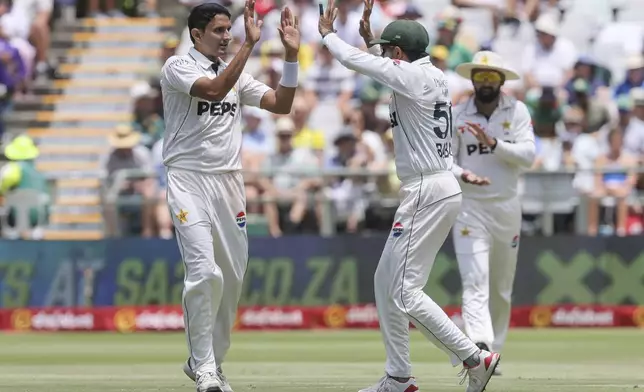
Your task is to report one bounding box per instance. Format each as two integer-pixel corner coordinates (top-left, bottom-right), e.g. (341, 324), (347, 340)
(429, 44), (472, 103)
(506, 0), (561, 23)
(0, 0), (35, 93)
(434, 9), (473, 70)
(570, 105), (603, 194)
(624, 88), (644, 187)
(526, 86), (562, 139)
(242, 105), (274, 158)
(242, 106), (273, 214)
(260, 117), (322, 237)
(12, 0), (53, 79)
(303, 44), (356, 128)
(616, 94), (632, 130)
(0, 135), (49, 231)
(87, 0), (125, 18)
(0, 30), (25, 138)
(284, 0), (320, 48)
(564, 56), (609, 105)
(614, 55), (644, 99)
(569, 78), (613, 134)
(130, 82), (164, 149)
(392, 3), (426, 29)
(255, 39), (284, 89)
(588, 128), (639, 236)
(101, 124), (155, 238)
(373, 127), (399, 198)
(355, 82), (389, 135)
(150, 139), (173, 239)
(333, 0), (363, 48)
(348, 107), (386, 167)
(451, 0), (505, 38)
(289, 96), (326, 153)
(521, 12), (576, 89)
(324, 128), (372, 233)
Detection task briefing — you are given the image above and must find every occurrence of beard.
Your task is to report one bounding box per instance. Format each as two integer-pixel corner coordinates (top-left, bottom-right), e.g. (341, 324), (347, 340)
(474, 86), (501, 103)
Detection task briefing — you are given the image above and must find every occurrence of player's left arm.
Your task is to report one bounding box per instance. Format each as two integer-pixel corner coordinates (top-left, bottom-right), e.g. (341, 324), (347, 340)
(259, 83), (297, 115)
(492, 102), (536, 169)
(322, 33), (421, 100)
(238, 69), (298, 115)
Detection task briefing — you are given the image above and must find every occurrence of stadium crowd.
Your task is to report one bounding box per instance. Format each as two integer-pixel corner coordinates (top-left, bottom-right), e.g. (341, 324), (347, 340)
(1, 0), (644, 238)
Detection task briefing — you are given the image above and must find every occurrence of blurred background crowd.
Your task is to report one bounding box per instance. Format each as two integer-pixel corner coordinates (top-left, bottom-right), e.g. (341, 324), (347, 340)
(0, 0), (643, 239)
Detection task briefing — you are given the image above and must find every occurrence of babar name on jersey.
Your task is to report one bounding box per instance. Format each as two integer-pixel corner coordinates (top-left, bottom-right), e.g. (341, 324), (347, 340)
(389, 100), (454, 159)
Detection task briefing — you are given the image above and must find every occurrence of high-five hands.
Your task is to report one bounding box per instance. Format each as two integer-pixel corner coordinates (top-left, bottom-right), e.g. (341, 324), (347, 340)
(359, 0), (374, 44)
(277, 7), (300, 58)
(318, 0), (338, 37)
(243, 0), (263, 45)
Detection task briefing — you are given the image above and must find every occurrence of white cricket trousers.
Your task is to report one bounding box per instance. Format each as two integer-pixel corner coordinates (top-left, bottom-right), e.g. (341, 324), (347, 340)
(166, 168), (248, 375)
(452, 197), (521, 353)
(374, 171), (479, 378)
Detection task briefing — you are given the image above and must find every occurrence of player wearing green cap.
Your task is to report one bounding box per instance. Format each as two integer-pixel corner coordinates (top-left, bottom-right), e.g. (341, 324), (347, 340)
(318, 1), (499, 392)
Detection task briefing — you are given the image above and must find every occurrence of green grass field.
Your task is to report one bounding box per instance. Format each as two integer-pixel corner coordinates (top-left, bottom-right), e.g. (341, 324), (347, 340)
(0, 329), (643, 391)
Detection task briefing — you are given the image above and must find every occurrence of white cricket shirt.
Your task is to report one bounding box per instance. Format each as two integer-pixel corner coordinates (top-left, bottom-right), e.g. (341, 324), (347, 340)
(160, 47), (271, 174)
(451, 94), (536, 200)
(323, 33), (455, 181)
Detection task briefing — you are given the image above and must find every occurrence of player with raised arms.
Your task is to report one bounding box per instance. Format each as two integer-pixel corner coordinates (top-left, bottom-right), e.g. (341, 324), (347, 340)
(318, 1), (500, 391)
(160, 1), (301, 391)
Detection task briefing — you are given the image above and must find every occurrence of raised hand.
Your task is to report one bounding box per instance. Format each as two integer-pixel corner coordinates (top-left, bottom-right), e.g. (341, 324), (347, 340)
(318, 0), (338, 38)
(243, 0), (263, 45)
(359, 0), (374, 43)
(465, 121), (496, 148)
(277, 7), (300, 59)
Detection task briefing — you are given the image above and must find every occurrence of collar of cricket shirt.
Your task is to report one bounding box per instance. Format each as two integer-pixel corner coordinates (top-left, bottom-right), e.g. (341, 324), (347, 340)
(465, 92), (515, 115)
(188, 47), (222, 72)
(414, 57), (432, 66)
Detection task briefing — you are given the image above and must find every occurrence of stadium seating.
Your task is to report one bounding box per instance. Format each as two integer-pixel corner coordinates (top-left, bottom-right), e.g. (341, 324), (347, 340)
(15, 17), (175, 240)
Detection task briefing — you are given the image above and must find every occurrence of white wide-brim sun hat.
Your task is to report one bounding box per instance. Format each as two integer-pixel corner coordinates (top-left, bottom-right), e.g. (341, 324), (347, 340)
(455, 50), (521, 81)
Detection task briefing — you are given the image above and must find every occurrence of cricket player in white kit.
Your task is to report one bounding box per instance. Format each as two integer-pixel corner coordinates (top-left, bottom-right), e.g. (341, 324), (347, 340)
(160, 2), (301, 391)
(451, 51), (536, 376)
(319, 1), (499, 391)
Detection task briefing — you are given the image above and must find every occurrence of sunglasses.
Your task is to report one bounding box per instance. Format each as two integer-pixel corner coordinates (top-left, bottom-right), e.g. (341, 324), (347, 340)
(472, 71), (503, 83)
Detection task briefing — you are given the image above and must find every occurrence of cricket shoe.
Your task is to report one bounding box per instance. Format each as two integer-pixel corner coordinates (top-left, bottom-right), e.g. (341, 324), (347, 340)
(184, 359), (233, 392)
(358, 375), (419, 392)
(183, 358), (233, 392)
(475, 344), (501, 376)
(458, 350), (500, 392)
(196, 371), (222, 392)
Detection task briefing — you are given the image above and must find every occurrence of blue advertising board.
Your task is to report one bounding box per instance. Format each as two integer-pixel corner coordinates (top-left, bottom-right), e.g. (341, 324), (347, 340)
(1, 235), (643, 308)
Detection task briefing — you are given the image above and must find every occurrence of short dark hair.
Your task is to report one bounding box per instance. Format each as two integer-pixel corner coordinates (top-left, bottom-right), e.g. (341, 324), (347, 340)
(188, 3), (232, 43)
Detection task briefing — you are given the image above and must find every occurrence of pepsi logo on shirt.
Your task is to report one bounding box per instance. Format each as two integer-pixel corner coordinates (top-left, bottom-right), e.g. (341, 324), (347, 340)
(197, 101), (237, 117)
(236, 212), (247, 228)
(392, 222), (404, 238)
(466, 140), (516, 155)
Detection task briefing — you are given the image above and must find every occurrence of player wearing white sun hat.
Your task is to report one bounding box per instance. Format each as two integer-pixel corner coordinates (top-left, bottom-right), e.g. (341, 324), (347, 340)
(452, 51), (536, 376)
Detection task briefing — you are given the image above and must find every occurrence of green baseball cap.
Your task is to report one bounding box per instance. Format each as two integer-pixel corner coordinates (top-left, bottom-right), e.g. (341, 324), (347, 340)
(369, 20), (430, 53)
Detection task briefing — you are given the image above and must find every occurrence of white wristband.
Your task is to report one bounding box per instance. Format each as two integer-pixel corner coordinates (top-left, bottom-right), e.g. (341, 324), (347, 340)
(279, 61), (299, 88)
